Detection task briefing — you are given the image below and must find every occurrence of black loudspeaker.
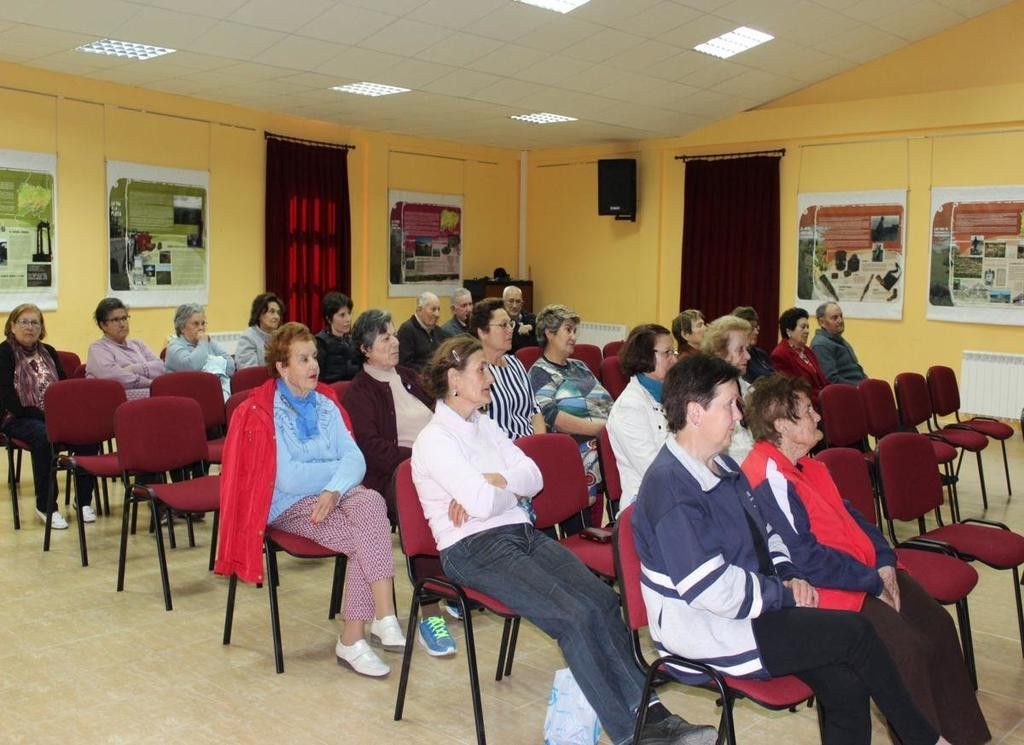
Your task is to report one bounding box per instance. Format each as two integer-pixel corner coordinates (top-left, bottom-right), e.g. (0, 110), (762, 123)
(598, 159), (636, 220)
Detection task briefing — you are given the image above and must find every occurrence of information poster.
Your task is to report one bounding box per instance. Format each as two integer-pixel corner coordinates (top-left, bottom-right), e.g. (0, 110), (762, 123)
(796, 190), (906, 320)
(388, 189), (462, 298)
(108, 161), (209, 307)
(0, 149), (57, 310)
(929, 186), (1024, 325)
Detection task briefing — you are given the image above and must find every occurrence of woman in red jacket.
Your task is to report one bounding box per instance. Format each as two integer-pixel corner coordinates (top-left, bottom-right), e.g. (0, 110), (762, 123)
(769, 307), (827, 409)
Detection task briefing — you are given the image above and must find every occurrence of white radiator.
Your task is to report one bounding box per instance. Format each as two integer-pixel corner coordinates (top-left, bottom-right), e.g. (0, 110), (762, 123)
(960, 351), (1024, 419)
(576, 321), (627, 349)
(209, 331), (244, 356)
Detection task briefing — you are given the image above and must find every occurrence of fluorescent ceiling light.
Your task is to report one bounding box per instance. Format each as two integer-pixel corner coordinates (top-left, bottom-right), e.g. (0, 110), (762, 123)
(510, 112), (578, 124)
(513, 0), (591, 13)
(331, 82), (410, 97)
(694, 26), (773, 59)
(76, 38), (175, 61)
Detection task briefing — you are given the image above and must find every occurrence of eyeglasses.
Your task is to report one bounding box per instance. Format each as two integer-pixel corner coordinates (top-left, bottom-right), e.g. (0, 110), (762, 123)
(15, 319), (41, 328)
(654, 348), (678, 357)
(488, 321), (512, 329)
(104, 315), (130, 324)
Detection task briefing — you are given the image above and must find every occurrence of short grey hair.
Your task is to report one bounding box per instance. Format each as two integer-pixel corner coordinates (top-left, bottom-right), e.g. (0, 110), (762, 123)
(534, 304), (580, 348)
(416, 291), (438, 309)
(502, 285), (521, 299)
(173, 303), (205, 336)
(351, 308), (392, 360)
(815, 302), (837, 321)
(451, 288), (471, 305)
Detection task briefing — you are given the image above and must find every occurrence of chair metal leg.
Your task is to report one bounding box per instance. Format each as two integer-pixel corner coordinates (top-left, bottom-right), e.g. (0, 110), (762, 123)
(395, 588), (425, 723)
(167, 512), (177, 550)
(494, 617), (512, 682)
(151, 502), (173, 611)
(503, 617), (520, 678)
(185, 514), (196, 548)
(265, 543), (284, 673)
(116, 481), (133, 592)
(223, 573), (238, 645)
(954, 598), (977, 690)
(42, 465), (57, 552)
(975, 451), (988, 510)
(1000, 439), (1011, 498)
(328, 555), (346, 619)
(460, 596), (487, 745)
(72, 470), (88, 568)
(7, 445), (20, 530)
(208, 511), (220, 571)
(1013, 566), (1023, 658)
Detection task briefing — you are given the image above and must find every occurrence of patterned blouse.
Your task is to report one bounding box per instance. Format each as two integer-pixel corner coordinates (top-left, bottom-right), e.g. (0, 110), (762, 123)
(485, 354), (539, 440)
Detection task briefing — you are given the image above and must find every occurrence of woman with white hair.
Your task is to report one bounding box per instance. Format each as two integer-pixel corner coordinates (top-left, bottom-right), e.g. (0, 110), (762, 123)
(165, 303), (236, 398)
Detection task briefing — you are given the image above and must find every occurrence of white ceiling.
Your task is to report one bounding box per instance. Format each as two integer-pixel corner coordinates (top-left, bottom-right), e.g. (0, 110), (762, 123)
(0, 0), (1012, 149)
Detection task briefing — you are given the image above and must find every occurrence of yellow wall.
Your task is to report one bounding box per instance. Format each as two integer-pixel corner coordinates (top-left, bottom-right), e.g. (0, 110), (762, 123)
(526, 1), (1024, 386)
(0, 61), (519, 358)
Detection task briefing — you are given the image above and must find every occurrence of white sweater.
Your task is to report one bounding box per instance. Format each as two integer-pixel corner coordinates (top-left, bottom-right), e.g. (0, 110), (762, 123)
(606, 376), (669, 510)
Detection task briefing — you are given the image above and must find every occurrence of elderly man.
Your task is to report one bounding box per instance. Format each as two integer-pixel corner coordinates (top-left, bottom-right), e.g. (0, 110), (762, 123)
(397, 291), (442, 371)
(503, 285), (538, 353)
(438, 288), (473, 340)
(810, 302), (866, 384)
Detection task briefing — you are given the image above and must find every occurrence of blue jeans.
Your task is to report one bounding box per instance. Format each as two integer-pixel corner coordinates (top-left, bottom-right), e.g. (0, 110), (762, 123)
(442, 524), (645, 745)
(2, 416), (96, 512)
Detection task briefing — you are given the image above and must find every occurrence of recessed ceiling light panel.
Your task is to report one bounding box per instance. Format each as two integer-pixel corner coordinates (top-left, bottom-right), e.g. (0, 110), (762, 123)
(513, 0), (591, 13)
(76, 39), (176, 61)
(330, 82), (410, 97)
(694, 26), (773, 59)
(510, 112), (578, 124)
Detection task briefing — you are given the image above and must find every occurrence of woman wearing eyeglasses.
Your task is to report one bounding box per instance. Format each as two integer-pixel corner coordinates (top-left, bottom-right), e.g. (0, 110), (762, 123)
(469, 298), (545, 440)
(86, 297), (165, 399)
(1, 304), (97, 529)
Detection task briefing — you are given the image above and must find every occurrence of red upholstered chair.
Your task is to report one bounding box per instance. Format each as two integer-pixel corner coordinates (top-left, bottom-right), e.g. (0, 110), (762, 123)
(224, 390), (249, 428)
(392, 459), (520, 745)
(514, 346), (542, 371)
(56, 350), (81, 378)
(222, 528), (346, 674)
(571, 343), (603, 380)
(41, 379), (126, 566)
(877, 432), (1024, 657)
(230, 365), (270, 394)
(927, 365), (1013, 497)
(819, 384), (872, 457)
(600, 356), (628, 400)
(516, 433), (615, 579)
(602, 340), (624, 359)
(816, 446), (980, 687)
(613, 506), (818, 744)
(151, 371), (227, 465)
(329, 380), (350, 402)
(598, 428), (622, 518)
(894, 371), (991, 508)
(2, 433), (30, 529)
(114, 396), (221, 610)
(71, 363), (87, 379)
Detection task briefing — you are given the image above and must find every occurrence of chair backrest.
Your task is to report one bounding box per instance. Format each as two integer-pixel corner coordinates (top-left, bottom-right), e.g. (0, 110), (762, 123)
(71, 363), (87, 379)
(56, 350), (81, 377)
(159, 346), (167, 361)
(330, 380), (350, 401)
(926, 365), (961, 417)
(150, 371), (226, 429)
(598, 427), (622, 503)
(514, 346), (542, 371)
(572, 343), (603, 380)
(857, 378), (901, 440)
(515, 433), (590, 529)
(612, 505), (648, 632)
(893, 372), (932, 429)
(600, 356), (628, 400)
(819, 384), (868, 447)
(225, 390), (250, 428)
(114, 396), (209, 473)
(43, 378), (127, 447)
(814, 447), (877, 526)
(231, 365), (270, 394)
(393, 458), (440, 560)
(876, 432), (944, 522)
(602, 340), (624, 359)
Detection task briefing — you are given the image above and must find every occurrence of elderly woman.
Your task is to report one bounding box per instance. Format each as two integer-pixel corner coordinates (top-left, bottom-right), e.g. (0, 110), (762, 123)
(87, 297), (165, 399)
(770, 307), (827, 409)
(670, 309), (704, 357)
(730, 306), (774, 384)
(1, 304), (97, 529)
(216, 322), (405, 678)
(413, 336), (716, 745)
(742, 375), (990, 745)
(469, 298), (544, 440)
(235, 292), (285, 369)
(701, 315), (755, 463)
(342, 308), (454, 656)
(316, 291), (360, 384)
(605, 324), (675, 511)
(529, 304), (613, 524)
(165, 303), (236, 398)
(632, 354), (949, 745)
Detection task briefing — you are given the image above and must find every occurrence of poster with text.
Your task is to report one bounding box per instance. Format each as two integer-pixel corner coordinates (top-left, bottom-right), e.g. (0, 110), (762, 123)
(0, 149), (58, 311)
(796, 190), (906, 320)
(929, 186), (1024, 325)
(108, 161), (209, 308)
(388, 190), (463, 298)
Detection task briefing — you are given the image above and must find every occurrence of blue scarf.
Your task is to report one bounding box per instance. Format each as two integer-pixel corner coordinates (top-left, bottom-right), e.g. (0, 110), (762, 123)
(637, 373), (663, 403)
(276, 378), (319, 440)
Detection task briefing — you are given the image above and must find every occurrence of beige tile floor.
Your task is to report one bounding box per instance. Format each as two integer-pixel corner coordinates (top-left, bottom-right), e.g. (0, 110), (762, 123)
(2, 430), (1023, 744)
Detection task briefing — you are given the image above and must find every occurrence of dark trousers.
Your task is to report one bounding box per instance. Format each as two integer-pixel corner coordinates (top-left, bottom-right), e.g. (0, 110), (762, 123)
(861, 571), (990, 745)
(752, 607), (937, 745)
(2, 417), (97, 513)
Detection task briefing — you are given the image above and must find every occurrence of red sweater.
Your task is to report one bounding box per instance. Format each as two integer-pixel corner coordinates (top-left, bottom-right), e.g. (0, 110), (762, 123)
(769, 341), (828, 409)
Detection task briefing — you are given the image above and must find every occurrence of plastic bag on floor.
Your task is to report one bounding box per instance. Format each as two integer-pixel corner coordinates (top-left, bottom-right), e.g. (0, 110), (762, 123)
(543, 667), (601, 745)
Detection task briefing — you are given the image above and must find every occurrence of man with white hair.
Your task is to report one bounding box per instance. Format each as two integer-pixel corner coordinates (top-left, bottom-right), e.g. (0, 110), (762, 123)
(437, 288), (473, 340)
(397, 291), (441, 371)
(810, 302), (867, 384)
(503, 285), (537, 353)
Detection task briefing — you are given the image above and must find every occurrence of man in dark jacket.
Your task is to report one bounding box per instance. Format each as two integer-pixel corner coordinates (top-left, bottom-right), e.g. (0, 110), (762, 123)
(503, 285), (537, 353)
(396, 291), (441, 371)
(810, 302), (867, 385)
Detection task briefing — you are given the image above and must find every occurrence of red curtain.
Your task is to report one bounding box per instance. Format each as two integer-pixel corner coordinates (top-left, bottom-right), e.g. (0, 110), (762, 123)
(680, 155), (780, 348)
(265, 137), (351, 332)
